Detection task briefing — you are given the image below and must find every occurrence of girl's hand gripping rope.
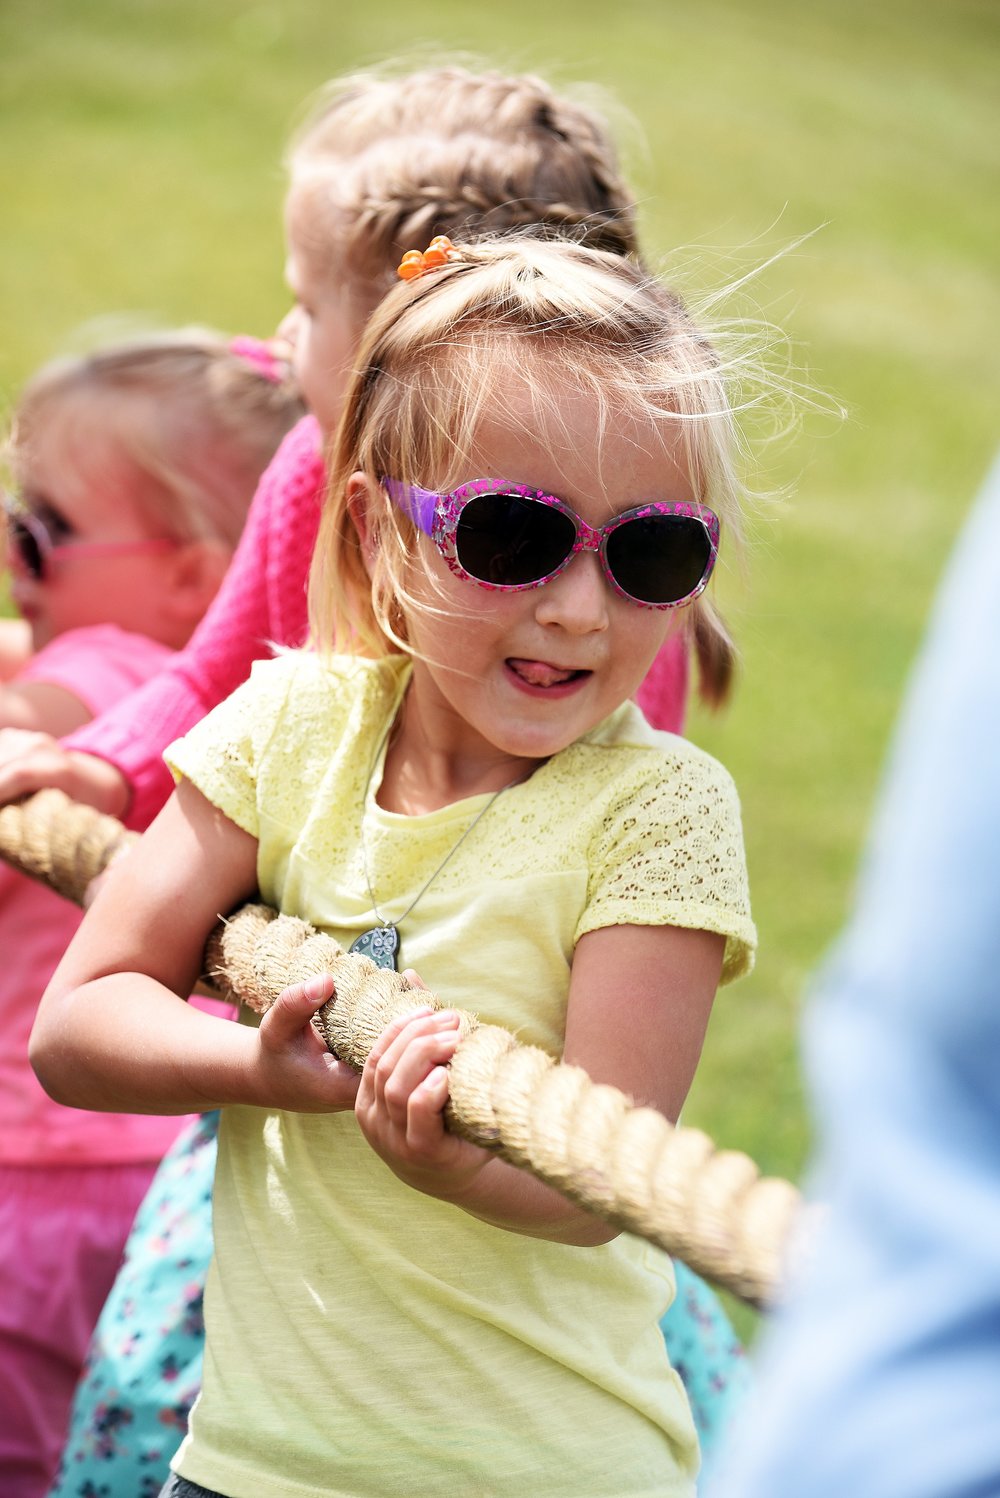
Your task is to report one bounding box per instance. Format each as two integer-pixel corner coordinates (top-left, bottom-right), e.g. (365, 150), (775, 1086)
(0, 727), (130, 816)
(254, 973), (361, 1113)
(355, 985), (492, 1200)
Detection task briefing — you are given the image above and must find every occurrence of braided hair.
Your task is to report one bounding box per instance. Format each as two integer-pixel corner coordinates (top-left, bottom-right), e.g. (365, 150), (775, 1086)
(289, 66), (640, 288)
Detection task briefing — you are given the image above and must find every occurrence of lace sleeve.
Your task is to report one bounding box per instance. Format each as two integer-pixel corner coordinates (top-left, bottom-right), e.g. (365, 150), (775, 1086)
(164, 657), (304, 842)
(579, 748), (755, 984)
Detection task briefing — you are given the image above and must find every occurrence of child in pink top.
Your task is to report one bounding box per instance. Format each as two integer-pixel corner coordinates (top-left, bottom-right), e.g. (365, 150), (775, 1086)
(59, 411), (327, 826)
(0, 333), (303, 1498)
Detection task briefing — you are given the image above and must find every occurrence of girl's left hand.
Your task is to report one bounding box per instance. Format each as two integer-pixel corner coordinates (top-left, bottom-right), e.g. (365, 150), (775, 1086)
(355, 996), (491, 1200)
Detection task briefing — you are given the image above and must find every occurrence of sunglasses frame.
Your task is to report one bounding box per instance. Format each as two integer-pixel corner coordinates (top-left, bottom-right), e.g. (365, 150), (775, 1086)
(2, 494), (176, 583)
(383, 477), (720, 610)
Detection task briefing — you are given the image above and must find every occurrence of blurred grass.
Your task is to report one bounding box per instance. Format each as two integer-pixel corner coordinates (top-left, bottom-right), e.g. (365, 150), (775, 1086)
(3, 0), (999, 1337)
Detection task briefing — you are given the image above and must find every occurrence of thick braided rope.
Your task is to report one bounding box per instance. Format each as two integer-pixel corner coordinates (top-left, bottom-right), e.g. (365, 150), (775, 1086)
(0, 788), (137, 905)
(0, 788), (803, 1308)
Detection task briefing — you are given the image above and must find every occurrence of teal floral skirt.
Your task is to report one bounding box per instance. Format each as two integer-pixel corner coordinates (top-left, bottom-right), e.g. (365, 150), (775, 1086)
(50, 1112), (749, 1496)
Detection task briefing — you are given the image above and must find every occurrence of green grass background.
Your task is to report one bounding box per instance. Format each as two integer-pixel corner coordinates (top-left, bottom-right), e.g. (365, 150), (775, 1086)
(3, 0), (998, 1333)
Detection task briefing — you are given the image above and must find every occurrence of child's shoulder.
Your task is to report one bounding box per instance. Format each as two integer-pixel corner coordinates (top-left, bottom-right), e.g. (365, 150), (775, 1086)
(21, 623), (173, 673)
(268, 411), (323, 477)
(240, 650), (408, 742)
(247, 649), (406, 700)
(170, 651), (409, 798)
(575, 699), (739, 794)
(16, 624), (174, 710)
(532, 701), (744, 853)
(280, 415), (325, 498)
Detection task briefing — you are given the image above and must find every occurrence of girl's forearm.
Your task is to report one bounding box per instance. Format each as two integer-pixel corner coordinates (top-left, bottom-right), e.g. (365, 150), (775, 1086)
(0, 619), (32, 681)
(445, 1157), (617, 1247)
(30, 972), (257, 1115)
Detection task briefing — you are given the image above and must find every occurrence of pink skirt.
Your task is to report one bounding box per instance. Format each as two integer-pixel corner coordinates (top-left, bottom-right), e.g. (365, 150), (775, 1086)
(0, 1158), (159, 1498)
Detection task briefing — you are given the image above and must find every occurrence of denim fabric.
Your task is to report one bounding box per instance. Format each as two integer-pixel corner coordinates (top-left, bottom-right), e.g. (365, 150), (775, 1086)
(712, 454), (1000, 1497)
(158, 1475), (228, 1498)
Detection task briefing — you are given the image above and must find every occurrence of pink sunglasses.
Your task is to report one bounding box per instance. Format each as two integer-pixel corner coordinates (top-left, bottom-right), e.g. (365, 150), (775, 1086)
(384, 477), (719, 609)
(3, 496), (176, 583)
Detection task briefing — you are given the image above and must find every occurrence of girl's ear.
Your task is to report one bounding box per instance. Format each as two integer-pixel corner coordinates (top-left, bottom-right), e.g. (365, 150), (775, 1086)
(161, 539), (233, 636)
(346, 471), (380, 578)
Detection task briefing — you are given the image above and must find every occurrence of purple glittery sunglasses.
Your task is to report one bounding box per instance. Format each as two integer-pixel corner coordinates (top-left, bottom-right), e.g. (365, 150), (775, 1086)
(383, 477), (719, 610)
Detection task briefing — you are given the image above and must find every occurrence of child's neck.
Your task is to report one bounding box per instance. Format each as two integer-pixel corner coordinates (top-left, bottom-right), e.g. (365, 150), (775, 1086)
(378, 691), (541, 816)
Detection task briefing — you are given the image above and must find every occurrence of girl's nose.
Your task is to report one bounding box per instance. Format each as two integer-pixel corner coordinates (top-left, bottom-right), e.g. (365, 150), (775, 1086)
(533, 548), (610, 634)
(276, 305), (300, 347)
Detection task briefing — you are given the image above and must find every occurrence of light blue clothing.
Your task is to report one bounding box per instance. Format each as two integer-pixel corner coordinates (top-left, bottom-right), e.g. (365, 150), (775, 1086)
(661, 1266), (752, 1488)
(711, 453), (1000, 1498)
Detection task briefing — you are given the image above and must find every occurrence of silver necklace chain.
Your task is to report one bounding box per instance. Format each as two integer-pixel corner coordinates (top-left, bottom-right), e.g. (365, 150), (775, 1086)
(350, 711), (520, 969)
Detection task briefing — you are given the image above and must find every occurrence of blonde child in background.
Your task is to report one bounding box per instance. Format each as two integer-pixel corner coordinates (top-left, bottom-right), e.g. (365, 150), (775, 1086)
(33, 236), (757, 1498)
(0, 333), (303, 1498)
(32, 65), (745, 1498)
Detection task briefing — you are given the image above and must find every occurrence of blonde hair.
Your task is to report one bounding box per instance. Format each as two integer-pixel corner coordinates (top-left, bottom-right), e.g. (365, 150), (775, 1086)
(310, 237), (741, 674)
(8, 333), (305, 547)
(287, 64), (641, 309)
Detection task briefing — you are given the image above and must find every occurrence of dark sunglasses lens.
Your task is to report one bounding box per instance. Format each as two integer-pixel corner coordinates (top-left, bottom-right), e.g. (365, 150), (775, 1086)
(9, 517), (44, 579)
(455, 493), (576, 587)
(606, 514), (712, 604)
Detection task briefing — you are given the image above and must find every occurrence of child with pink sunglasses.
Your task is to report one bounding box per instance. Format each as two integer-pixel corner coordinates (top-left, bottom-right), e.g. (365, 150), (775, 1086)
(0, 332), (302, 1497)
(13, 65), (746, 1498)
(33, 235), (758, 1498)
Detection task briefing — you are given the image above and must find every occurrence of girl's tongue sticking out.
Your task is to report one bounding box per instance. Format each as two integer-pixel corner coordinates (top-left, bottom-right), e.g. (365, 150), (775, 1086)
(508, 658), (584, 688)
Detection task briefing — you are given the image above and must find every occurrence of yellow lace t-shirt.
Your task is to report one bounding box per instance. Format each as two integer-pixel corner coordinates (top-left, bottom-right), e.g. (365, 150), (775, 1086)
(167, 651), (755, 1498)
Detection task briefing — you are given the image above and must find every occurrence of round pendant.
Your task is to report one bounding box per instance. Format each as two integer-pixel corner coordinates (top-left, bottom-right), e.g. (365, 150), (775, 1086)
(349, 924), (400, 971)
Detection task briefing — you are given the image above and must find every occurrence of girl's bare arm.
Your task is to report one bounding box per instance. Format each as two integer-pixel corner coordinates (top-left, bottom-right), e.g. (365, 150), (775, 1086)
(0, 679), (93, 735)
(0, 618), (32, 680)
(30, 777), (360, 1116)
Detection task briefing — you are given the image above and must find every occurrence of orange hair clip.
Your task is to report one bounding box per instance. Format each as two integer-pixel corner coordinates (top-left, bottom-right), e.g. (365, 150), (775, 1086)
(397, 235), (459, 281)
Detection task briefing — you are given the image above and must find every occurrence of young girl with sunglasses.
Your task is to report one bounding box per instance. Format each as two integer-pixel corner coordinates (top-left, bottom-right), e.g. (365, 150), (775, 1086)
(0, 332), (303, 1498)
(32, 236), (757, 1498)
(30, 65), (746, 1498)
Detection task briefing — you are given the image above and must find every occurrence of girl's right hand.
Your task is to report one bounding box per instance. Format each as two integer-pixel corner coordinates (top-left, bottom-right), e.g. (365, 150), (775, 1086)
(0, 729), (130, 815)
(252, 974), (362, 1113)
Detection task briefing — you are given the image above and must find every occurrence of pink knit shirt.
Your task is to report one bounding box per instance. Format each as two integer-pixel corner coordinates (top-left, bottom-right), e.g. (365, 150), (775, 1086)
(65, 414), (688, 830)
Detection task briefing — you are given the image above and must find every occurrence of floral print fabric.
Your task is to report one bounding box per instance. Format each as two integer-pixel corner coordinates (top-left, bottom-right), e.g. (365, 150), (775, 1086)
(50, 1115), (216, 1498)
